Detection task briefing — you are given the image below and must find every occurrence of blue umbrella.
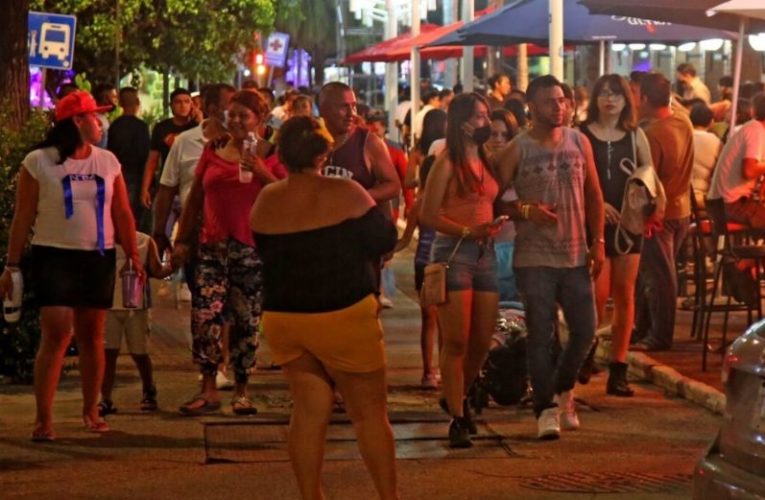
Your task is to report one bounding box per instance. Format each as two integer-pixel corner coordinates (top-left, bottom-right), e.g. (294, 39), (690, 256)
(429, 0), (734, 46)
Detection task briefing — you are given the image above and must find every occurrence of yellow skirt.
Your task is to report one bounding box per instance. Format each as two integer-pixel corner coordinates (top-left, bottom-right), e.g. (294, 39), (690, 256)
(262, 294), (385, 373)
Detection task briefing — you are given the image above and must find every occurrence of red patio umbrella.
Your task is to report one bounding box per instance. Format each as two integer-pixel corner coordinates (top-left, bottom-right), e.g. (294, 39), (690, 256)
(342, 24), (441, 65)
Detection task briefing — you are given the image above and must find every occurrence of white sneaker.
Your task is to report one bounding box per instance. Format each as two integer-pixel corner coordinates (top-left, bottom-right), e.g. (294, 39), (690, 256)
(537, 407), (561, 440)
(216, 371), (234, 390)
(379, 295), (394, 309)
(555, 390), (580, 430)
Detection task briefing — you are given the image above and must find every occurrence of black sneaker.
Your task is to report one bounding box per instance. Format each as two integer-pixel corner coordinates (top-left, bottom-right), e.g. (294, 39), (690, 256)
(448, 417), (473, 449)
(98, 400), (117, 417)
(140, 386), (158, 412)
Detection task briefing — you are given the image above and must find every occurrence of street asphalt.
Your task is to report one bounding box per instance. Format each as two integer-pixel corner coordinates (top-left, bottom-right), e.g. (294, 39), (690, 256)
(0, 250), (722, 499)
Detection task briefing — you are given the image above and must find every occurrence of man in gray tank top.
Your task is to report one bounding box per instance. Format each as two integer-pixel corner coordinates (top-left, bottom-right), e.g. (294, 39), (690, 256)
(496, 75), (605, 441)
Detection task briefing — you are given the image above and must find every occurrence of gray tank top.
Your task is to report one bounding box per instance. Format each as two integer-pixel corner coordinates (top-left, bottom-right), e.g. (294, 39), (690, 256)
(512, 127), (589, 268)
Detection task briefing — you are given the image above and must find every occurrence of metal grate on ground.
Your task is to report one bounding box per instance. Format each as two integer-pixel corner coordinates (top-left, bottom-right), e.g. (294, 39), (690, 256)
(203, 412), (516, 463)
(518, 471), (693, 494)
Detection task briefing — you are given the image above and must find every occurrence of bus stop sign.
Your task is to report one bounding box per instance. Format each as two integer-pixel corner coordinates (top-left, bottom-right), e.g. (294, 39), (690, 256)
(28, 11), (77, 69)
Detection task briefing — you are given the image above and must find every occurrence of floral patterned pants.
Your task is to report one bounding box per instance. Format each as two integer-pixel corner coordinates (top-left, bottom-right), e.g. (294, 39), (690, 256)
(191, 238), (262, 383)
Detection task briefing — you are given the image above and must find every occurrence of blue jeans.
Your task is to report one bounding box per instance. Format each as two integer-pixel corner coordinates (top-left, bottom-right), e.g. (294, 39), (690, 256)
(515, 266), (596, 416)
(431, 236), (498, 293)
(494, 241), (519, 303)
(634, 217), (689, 349)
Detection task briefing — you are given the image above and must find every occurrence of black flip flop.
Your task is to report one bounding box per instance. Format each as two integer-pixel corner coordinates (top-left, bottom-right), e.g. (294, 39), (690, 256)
(178, 396), (221, 416)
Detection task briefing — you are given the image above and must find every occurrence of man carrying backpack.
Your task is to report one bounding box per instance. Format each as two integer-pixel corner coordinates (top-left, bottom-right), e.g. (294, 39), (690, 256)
(632, 73), (694, 352)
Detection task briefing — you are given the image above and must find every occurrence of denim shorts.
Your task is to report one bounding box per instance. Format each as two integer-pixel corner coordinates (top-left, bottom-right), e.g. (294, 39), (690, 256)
(430, 235), (498, 293)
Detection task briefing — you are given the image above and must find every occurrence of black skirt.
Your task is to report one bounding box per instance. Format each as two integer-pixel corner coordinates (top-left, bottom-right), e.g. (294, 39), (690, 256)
(30, 245), (116, 309)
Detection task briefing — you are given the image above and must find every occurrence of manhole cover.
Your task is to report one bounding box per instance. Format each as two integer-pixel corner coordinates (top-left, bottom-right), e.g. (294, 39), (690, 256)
(519, 471), (692, 494)
(202, 413), (515, 463)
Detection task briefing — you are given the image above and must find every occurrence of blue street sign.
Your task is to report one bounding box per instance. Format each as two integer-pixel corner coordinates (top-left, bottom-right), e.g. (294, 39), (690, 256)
(28, 11), (77, 70)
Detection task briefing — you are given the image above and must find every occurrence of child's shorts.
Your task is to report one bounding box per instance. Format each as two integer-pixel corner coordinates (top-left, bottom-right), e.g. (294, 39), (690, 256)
(104, 310), (150, 355)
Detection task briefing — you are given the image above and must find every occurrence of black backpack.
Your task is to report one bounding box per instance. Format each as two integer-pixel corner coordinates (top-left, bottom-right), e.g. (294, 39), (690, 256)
(476, 311), (530, 407)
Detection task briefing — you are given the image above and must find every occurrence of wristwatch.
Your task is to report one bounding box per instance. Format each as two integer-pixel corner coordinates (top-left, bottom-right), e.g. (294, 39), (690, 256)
(461, 226), (471, 239)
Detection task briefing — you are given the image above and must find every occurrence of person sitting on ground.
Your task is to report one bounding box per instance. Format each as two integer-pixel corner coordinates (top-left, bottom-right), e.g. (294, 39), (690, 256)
(99, 232), (174, 416)
(251, 116), (399, 500)
(707, 93), (765, 228)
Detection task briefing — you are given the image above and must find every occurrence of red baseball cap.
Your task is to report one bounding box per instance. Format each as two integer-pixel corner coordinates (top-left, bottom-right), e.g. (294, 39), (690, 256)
(55, 90), (113, 122)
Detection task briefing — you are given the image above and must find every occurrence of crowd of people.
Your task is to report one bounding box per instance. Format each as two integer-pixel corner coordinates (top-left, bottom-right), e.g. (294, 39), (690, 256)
(2, 59), (764, 499)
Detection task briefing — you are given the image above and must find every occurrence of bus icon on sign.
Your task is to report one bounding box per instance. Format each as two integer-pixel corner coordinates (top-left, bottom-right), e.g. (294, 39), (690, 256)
(40, 22), (71, 65)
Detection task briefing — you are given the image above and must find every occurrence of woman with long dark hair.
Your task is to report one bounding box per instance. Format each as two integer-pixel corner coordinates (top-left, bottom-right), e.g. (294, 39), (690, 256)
(421, 92), (505, 448)
(403, 108), (448, 189)
(395, 108), (448, 389)
(0, 91), (142, 440)
(487, 109), (521, 303)
(580, 74), (652, 397)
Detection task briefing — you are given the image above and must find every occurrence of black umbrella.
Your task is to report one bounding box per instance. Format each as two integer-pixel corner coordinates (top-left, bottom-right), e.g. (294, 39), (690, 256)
(579, 0), (765, 32)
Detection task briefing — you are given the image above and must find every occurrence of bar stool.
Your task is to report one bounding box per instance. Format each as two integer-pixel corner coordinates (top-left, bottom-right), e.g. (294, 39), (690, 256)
(703, 197), (765, 371)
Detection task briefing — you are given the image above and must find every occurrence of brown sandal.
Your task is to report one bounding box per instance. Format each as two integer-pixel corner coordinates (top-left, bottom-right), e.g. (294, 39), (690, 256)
(178, 395), (221, 416)
(231, 396), (258, 416)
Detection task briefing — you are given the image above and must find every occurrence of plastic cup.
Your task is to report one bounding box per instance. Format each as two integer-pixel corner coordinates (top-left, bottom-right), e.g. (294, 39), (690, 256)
(2, 270), (23, 323)
(122, 264), (142, 309)
(239, 162), (254, 183)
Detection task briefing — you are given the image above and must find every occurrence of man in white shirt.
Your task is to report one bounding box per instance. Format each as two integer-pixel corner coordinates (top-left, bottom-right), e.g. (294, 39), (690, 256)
(707, 93), (765, 228)
(153, 83), (235, 256)
(412, 89), (442, 143)
(689, 103), (722, 206)
(676, 63), (711, 104)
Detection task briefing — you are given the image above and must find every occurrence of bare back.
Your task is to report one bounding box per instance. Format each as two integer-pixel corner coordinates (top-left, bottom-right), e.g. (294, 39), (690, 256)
(250, 174), (375, 235)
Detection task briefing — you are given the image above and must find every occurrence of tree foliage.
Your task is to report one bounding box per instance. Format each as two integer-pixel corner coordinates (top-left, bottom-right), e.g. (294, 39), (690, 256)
(30, 0), (278, 82)
(275, 0), (337, 86)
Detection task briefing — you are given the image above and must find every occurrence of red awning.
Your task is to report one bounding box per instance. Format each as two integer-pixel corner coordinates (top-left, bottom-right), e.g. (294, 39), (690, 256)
(342, 10), (555, 64)
(343, 24), (441, 65)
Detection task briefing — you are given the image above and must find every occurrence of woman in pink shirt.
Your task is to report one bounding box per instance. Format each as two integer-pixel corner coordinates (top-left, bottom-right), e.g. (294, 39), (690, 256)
(173, 90), (286, 416)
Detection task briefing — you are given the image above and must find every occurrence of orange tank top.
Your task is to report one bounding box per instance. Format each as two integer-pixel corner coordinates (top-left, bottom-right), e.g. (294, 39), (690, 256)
(440, 159), (499, 228)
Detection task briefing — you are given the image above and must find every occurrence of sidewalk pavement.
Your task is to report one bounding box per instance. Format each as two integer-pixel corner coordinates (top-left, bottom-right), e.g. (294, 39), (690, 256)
(0, 251), (723, 499)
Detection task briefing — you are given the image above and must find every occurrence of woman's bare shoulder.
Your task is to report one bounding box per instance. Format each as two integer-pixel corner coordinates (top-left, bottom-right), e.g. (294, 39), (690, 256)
(325, 177), (375, 217)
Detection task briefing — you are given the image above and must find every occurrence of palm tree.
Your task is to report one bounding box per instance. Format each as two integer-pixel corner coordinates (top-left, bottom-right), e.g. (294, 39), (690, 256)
(2, 0), (30, 129)
(276, 0), (337, 87)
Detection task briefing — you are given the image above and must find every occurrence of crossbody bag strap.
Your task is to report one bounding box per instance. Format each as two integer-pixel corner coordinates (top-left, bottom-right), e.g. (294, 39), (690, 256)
(632, 130), (637, 167)
(445, 237), (465, 266)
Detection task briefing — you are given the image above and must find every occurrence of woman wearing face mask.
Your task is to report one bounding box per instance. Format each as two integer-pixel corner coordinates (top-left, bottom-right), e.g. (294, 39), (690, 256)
(421, 92), (504, 448)
(173, 89), (287, 416)
(486, 109), (521, 304)
(0, 91), (142, 440)
(579, 74), (652, 397)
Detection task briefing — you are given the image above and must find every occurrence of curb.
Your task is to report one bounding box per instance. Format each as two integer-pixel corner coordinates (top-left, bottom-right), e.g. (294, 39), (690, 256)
(595, 337), (726, 415)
